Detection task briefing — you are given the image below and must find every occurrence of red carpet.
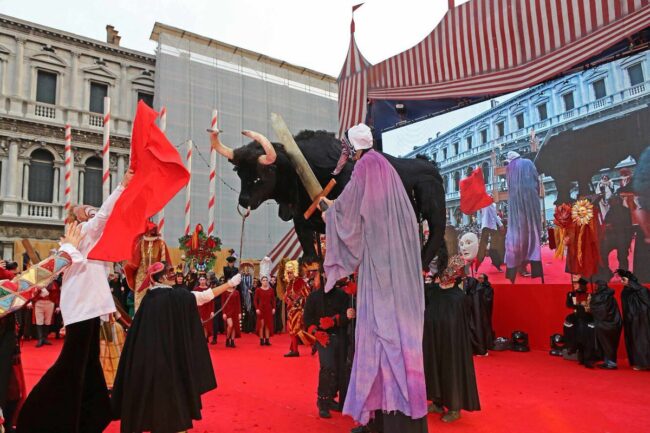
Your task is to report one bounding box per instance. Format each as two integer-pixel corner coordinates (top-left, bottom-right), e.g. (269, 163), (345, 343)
(20, 333), (650, 433)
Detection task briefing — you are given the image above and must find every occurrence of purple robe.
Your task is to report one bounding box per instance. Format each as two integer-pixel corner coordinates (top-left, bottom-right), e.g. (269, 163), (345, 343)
(505, 157), (542, 271)
(324, 150), (427, 425)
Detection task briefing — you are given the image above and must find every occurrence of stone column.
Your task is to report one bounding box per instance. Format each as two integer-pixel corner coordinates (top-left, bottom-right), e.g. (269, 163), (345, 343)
(10, 37), (25, 114)
(21, 163), (30, 201)
(5, 142), (19, 199)
(53, 167), (60, 203)
(78, 170), (85, 204)
(69, 52), (81, 116)
(116, 155), (125, 185)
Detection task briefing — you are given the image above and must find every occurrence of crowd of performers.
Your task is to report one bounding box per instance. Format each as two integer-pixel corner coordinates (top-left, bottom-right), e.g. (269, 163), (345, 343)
(1, 126), (649, 433)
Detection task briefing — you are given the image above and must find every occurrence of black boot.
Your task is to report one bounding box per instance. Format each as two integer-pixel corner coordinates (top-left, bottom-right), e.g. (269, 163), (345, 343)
(231, 338), (236, 348)
(35, 325), (44, 348)
(226, 338), (231, 348)
(317, 398), (332, 419)
(42, 325), (52, 345)
(260, 338), (265, 346)
(265, 338), (271, 346)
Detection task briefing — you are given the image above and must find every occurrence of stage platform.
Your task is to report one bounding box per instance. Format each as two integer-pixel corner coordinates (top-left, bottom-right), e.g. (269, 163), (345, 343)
(20, 333), (650, 433)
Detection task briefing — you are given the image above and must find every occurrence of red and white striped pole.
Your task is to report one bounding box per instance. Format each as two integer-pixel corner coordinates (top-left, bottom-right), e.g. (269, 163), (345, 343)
(102, 96), (111, 200)
(157, 106), (167, 236)
(207, 109), (218, 237)
(184, 139), (193, 236)
(64, 124), (73, 213)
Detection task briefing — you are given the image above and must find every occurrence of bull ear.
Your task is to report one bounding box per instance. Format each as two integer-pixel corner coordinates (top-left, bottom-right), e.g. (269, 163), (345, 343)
(243, 130), (276, 165)
(208, 131), (234, 160)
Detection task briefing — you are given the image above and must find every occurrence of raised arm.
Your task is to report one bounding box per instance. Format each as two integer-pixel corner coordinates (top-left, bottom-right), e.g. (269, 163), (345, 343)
(193, 274), (242, 306)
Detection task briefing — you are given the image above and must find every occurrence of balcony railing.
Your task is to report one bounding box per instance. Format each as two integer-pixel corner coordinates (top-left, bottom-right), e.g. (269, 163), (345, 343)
(0, 198), (65, 221)
(35, 103), (56, 119)
(89, 113), (104, 127)
(429, 79), (650, 168)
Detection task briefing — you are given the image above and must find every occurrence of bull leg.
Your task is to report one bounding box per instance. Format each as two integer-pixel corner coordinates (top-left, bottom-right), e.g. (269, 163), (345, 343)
(294, 220), (318, 259)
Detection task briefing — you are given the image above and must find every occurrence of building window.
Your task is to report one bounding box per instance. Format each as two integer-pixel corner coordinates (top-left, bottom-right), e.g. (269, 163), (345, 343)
(466, 136), (473, 150)
(628, 63), (644, 86)
(562, 92), (575, 111)
(452, 142), (459, 155)
(84, 157), (103, 207)
(496, 121), (505, 137)
(28, 149), (54, 203)
(442, 148), (448, 160)
(137, 92), (154, 108)
(480, 129), (488, 144)
(515, 113), (525, 130)
(89, 82), (108, 114)
(453, 171), (461, 192)
(593, 79), (607, 99)
(482, 161), (490, 183)
(537, 103), (548, 121)
(36, 70), (57, 104)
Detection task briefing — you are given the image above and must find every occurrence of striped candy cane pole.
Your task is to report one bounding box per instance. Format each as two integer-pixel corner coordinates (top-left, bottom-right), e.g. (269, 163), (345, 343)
(184, 139), (193, 236)
(64, 124), (73, 213)
(207, 109), (218, 237)
(102, 96), (111, 201)
(157, 106), (167, 236)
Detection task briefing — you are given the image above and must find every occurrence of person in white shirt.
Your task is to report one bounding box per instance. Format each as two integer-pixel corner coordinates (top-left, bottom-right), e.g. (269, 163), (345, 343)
(477, 202), (505, 272)
(112, 262), (241, 433)
(17, 170), (133, 433)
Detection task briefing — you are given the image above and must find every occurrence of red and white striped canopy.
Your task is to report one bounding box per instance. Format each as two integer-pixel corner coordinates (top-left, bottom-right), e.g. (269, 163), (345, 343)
(266, 228), (303, 276)
(338, 0), (650, 137)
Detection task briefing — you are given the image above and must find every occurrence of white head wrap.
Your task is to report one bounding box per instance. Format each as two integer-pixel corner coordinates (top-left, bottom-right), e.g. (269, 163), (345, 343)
(506, 151), (521, 163)
(347, 123), (373, 151)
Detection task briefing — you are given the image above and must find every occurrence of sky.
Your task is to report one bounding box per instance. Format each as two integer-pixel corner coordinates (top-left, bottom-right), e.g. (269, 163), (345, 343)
(0, 0), (515, 154)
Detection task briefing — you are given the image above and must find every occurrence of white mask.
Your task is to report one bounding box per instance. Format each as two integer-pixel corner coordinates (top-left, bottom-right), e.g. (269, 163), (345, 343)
(459, 232), (479, 261)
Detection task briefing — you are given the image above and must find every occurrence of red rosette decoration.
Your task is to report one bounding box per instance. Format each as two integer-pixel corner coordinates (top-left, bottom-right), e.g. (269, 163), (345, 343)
(314, 330), (330, 347)
(319, 316), (335, 330)
(343, 281), (357, 296)
(553, 203), (573, 229)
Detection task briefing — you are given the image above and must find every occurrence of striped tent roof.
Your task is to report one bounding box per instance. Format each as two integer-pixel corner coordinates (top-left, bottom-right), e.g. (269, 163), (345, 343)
(266, 228), (303, 276)
(338, 0), (650, 136)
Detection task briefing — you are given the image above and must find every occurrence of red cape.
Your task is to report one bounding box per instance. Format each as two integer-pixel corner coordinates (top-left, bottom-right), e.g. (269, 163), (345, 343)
(460, 167), (493, 214)
(89, 101), (189, 262)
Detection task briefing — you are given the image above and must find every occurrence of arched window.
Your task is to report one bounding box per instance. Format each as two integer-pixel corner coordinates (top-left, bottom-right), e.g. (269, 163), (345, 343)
(84, 157), (103, 207)
(28, 149), (54, 203)
(482, 162), (490, 184)
(454, 171), (461, 192)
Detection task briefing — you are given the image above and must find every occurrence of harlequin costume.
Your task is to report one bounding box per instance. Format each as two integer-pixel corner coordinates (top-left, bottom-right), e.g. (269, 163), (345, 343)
(283, 261), (314, 357)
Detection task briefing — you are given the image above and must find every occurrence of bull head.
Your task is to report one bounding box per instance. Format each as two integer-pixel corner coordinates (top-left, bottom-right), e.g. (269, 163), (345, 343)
(209, 130), (286, 211)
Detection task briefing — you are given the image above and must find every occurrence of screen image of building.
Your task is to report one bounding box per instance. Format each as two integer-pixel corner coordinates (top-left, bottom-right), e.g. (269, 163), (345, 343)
(404, 51), (649, 226)
(151, 23), (338, 258)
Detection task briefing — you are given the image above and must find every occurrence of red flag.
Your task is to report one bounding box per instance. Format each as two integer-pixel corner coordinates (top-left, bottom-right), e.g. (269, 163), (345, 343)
(88, 101), (190, 262)
(460, 167), (493, 215)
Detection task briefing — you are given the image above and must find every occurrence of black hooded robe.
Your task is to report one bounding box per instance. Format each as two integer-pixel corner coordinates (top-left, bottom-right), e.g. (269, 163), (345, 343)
(464, 278), (493, 355)
(621, 281), (650, 369)
(111, 286), (217, 433)
(589, 284), (622, 363)
(423, 284), (480, 412)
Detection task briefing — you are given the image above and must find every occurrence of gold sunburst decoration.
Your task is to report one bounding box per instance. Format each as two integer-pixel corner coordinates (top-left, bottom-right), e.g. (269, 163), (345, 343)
(571, 199), (593, 226)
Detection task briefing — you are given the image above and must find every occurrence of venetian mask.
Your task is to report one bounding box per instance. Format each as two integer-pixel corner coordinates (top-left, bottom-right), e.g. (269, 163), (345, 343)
(459, 232), (479, 261)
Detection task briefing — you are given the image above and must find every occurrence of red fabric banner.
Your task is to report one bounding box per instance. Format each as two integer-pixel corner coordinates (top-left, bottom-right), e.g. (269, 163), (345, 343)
(460, 167), (493, 214)
(89, 101), (190, 262)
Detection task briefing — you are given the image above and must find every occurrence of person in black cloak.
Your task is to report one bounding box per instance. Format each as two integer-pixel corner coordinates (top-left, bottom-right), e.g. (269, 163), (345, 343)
(617, 269), (650, 371)
(589, 280), (622, 370)
(477, 273), (495, 347)
(111, 262), (241, 433)
(463, 275), (492, 356)
(563, 277), (596, 368)
(423, 255), (480, 423)
(303, 257), (353, 419)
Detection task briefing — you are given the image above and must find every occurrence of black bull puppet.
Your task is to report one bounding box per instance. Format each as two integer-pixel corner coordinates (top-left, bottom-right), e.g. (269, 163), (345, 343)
(210, 129), (448, 270)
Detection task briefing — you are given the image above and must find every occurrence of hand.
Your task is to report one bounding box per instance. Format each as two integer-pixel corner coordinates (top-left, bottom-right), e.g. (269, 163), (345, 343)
(228, 274), (242, 287)
(320, 197), (333, 208)
(222, 314), (227, 320)
(346, 308), (356, 319)
(55, 307), (60, 314)
(256, 309), (261, 315)
(40, 288), (49, 297)
(121, 169), (134, 188)
(61, 221), (85, 248)
(238, 314), (242, 320)
(26, 303), (33, 309)
(272, 309), (275, 314)
(0, 260), (5, 269)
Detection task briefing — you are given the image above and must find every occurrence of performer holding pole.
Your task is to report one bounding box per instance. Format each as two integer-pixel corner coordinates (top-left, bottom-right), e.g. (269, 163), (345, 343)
(102, 96), (111, 201)
(184, 139), (193, 236)
(208, 109), (218, 237)
(157, 106), (167, 236)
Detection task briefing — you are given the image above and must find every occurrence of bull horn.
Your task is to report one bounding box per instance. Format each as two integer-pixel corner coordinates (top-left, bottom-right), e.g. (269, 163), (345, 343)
(243, 130), (276, 165)
(208, 130), (234, 160)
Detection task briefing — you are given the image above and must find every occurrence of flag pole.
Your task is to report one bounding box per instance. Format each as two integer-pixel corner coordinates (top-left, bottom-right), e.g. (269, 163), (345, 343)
(64, 124), (73, 217)
(102, 96), (111, 200)
(208, 109), (218, 237)
(157, 106), (167, 237)
(184, 139), (193, 236)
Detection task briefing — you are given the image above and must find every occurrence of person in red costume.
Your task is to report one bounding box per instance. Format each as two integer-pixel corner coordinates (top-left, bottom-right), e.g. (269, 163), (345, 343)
(193, 275), (213, 341)
(283, 261), (314, 357)
(254, 276), (275, 346)
(221, 281), (241, 348)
